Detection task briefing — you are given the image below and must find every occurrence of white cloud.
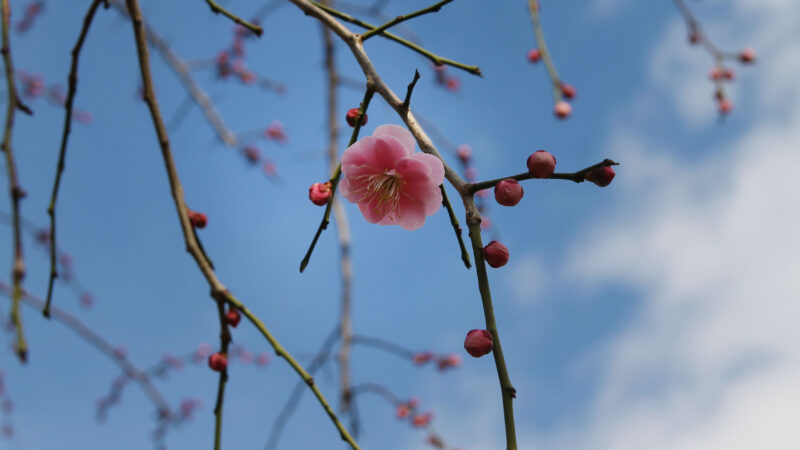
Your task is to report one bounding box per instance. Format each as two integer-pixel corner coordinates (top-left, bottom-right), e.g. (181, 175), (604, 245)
(560, 1), (800, 449)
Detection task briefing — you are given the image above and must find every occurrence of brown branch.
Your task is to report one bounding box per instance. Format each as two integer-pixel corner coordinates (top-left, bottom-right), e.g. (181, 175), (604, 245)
(360, 0), (453, 42)
(467, 159), (620, 193)
(203, 0), (263, 36)
(123, 1), (358, 447)
(1, 0), (28, 363)
(45, 0), (105, 318)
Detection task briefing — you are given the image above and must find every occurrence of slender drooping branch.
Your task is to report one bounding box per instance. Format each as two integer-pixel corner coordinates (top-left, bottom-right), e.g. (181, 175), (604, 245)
(1, 0), (31, 363)
(464, 209), (517, 449)
(528, 0), (563, 103)
(319, 7), (356, 416)
(124, 1), (358, 448)
(440, 185), (471, 268)
(310, 1), (481, 76)
(360, 0), (453, 41)
(204, 0), (263, 36)
(287, 2), (516, 446)
(300, 87), (374, 272)
(467, 159), (619, 193)
(45, 0), (105, 318)
(0, 284), (172, 420)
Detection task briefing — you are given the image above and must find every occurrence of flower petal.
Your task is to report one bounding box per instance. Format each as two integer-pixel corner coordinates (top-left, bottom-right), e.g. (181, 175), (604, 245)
(373, 125), (415, 156)
(409, 153), (445, 186)
(395, 194), (427, 230)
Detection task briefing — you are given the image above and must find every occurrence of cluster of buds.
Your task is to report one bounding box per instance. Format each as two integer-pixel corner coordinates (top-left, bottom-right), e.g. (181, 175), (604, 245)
(433, 64), (460, 92)
(15, 73), (92, 121)
(215, 51), (257, 85)
(411, 352), (462, 371)
(15, 1), (44, 34)
(177, 397), (202, 421)
(394, 397), (458, 449)
(19, 72), (45, 99)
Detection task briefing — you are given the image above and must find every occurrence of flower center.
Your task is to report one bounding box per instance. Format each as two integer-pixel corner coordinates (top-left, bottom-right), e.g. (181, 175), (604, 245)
(354, 169), (405, 217)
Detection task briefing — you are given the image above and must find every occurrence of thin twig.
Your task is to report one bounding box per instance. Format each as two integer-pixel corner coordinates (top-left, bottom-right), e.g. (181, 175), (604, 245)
(300, 87), (374, 273)
(213, 298), (232, 450)
(360, 0), (453, 41)
(124, 1), (358, 447)
(1, 0), (28, 362)
(310, 1), (481, 76)
(204, 0), (263, 36)
(467, 159), (619, 193)
(45, 0), (105, 318)
(440, 185), (470, 268)
(528, 0), (562, 103)
(401, 69), (420, 110)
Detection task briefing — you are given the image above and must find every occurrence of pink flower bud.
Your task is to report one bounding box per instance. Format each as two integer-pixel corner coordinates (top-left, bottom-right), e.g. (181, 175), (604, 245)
(710, 67), (722, 80)
(226, 308), (241, 327)
(309, 181), (333, 206)
(445, 78), (460, 92)
(483, 240), (509, 268)
(412, 412), (433, 428)
(412, 352), (434, 365)
(560, 83), (576, 100)
(722, 68), (734, 81)
(554, 101), (572, 119)
(257, 352), (270, 366)
(208, 353), (227, 372)
(527, 48), (541, 63)
(464, 329), (493, 357)
(436, 354), (461, 371)
(346, 108), (367, 127)
(396, 404), (410, 419)
(188, 210), (207, 229)
(494, 179), (524, 206)
(527, 150), (556, 178)
(465, 167), (478, 181)
(739, 47), (756, 64)
(456, 145), (472, 164)
(585, 166), (616, 187)
(718, 98), (732, 115)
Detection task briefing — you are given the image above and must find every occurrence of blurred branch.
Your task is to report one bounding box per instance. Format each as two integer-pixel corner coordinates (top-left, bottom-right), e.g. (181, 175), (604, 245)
(0, 0), (30, 363)
(124, 1), (358, 447)
(45, 0), (105, 318)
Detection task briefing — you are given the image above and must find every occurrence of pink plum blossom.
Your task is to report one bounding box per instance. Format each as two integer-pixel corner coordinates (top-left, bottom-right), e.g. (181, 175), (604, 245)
(339, 125), (445, 231)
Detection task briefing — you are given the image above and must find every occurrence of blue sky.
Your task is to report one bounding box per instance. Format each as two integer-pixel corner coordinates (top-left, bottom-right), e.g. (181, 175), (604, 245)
(1, 0), (797, 449)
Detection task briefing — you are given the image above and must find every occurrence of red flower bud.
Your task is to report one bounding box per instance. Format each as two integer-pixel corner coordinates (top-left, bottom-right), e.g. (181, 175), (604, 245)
(345, 108), (367, 127)
(412, 352), (434, 365)
(208, 353), (227, 372)
(243, 146), (260, 164)
(445, 78), (460, 92)
(554, 101), (572, 119)
(412, 412), (433, 428)
(396, 404), (411, 419)
(464, 329), (493, 357)
(483, 240), (509, 268)
(560, 83), (576, 100)
(494, 179), (524, 206)
(226, 308), (241, 328)
(585, 166), (616, 187)
(710, 67), (722, 80)
(527, 150), (556, 178)
(739, 47), (756, 64)
(527, 48), (541, 63)
(188, 210), (207, 229)
(309, 181), (333, 206)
